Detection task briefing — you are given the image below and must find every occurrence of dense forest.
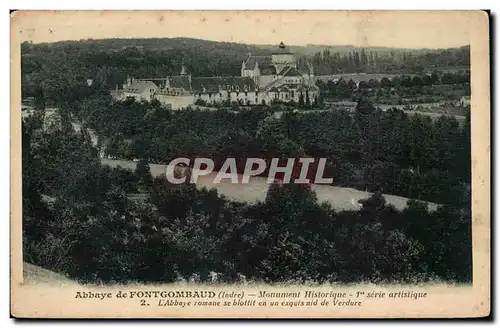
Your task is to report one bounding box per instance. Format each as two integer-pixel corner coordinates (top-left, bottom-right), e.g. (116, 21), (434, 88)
(23, 110), (471, 284)
(21, 37), (472, 285)
(63, 90), (470, 207)
(304, 46), (470, 75)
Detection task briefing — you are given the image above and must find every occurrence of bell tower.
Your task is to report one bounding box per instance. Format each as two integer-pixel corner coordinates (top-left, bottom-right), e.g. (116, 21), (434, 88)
(272, 41), (296, 73)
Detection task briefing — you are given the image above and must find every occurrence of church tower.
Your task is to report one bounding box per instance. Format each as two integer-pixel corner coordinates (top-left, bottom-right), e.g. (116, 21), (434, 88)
(271, 41), (296, 73)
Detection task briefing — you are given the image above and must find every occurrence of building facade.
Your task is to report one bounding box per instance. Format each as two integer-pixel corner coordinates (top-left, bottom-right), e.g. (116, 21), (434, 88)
(112, 42), (319, 109)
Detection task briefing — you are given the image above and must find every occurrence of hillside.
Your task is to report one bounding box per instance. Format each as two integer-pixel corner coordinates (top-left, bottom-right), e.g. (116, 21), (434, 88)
(29, 37), (272, 56)
(26, 37), (470, 60)
(23, 262), (76, 286)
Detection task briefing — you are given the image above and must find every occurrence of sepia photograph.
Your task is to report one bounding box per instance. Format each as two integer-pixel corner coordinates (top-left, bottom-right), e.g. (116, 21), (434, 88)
(10, 10), (490, 318)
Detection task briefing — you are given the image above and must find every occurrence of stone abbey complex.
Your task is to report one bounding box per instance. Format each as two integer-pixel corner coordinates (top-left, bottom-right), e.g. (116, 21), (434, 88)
(111, 42), (319, 109)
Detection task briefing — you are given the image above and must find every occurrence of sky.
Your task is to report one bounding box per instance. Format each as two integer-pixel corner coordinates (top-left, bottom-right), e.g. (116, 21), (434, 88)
(11, 10), (478, 49)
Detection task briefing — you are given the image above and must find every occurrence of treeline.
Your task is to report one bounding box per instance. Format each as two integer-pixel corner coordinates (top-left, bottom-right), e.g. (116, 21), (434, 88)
(306, 46), (470, 75)
(23, 116), (471, 284)
(316, 71), (471, 101)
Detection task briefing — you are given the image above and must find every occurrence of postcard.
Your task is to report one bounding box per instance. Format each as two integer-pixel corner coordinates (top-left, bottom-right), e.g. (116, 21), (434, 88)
(10, 10), (490, 318)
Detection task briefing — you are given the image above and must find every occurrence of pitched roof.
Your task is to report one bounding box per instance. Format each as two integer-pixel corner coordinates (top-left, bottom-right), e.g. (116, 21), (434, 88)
(283, 67), (303, 77)
(277, 67), (289, 76)
(168, 76), (191, 91)
(123, 81), (158, 94)
(245, 55), (272, 69)
(190, 77), (220, 93)
(259, 63), (277, 75)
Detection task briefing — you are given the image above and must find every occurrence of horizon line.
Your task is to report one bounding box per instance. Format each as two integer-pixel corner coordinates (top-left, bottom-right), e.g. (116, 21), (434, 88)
(24, 36), (471, 51)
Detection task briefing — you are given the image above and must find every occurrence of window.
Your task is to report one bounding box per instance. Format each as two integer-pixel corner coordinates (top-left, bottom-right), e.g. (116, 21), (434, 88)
(219, 93), (222, 97)
(245, 92), (247, 96)
(255, 98), (258, 104)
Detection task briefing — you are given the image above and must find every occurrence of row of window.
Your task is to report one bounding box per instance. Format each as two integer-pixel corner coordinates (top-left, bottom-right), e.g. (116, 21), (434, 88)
(199, 90), (310, 101)
(215, 84), (258, 92)
(198, 91), (262, 98)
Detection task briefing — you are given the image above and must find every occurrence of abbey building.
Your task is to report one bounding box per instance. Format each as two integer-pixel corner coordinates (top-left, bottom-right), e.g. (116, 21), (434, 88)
(111, 42), (319, 109)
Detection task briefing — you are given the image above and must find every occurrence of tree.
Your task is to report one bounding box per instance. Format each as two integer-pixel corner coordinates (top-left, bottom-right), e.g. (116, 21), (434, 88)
(360, 48), (367, 69)
(135, 159), (152, 190)
(317, 92), (324, 108)
(369, 52), (376, 68)
(312, 96), (318, 109)
(380, 77), (392, 88)
(305, 90), (311, 108)
(194, 98), (207, 106)
(34, 85), (46, 110)
(298, 92), (305, 108)
(358, 81), (370, 90)
(150, 98), (162, 108)
(355, 94), (376, 116)
(354, 52), (360, 70)
(412, 76), (423, 88)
